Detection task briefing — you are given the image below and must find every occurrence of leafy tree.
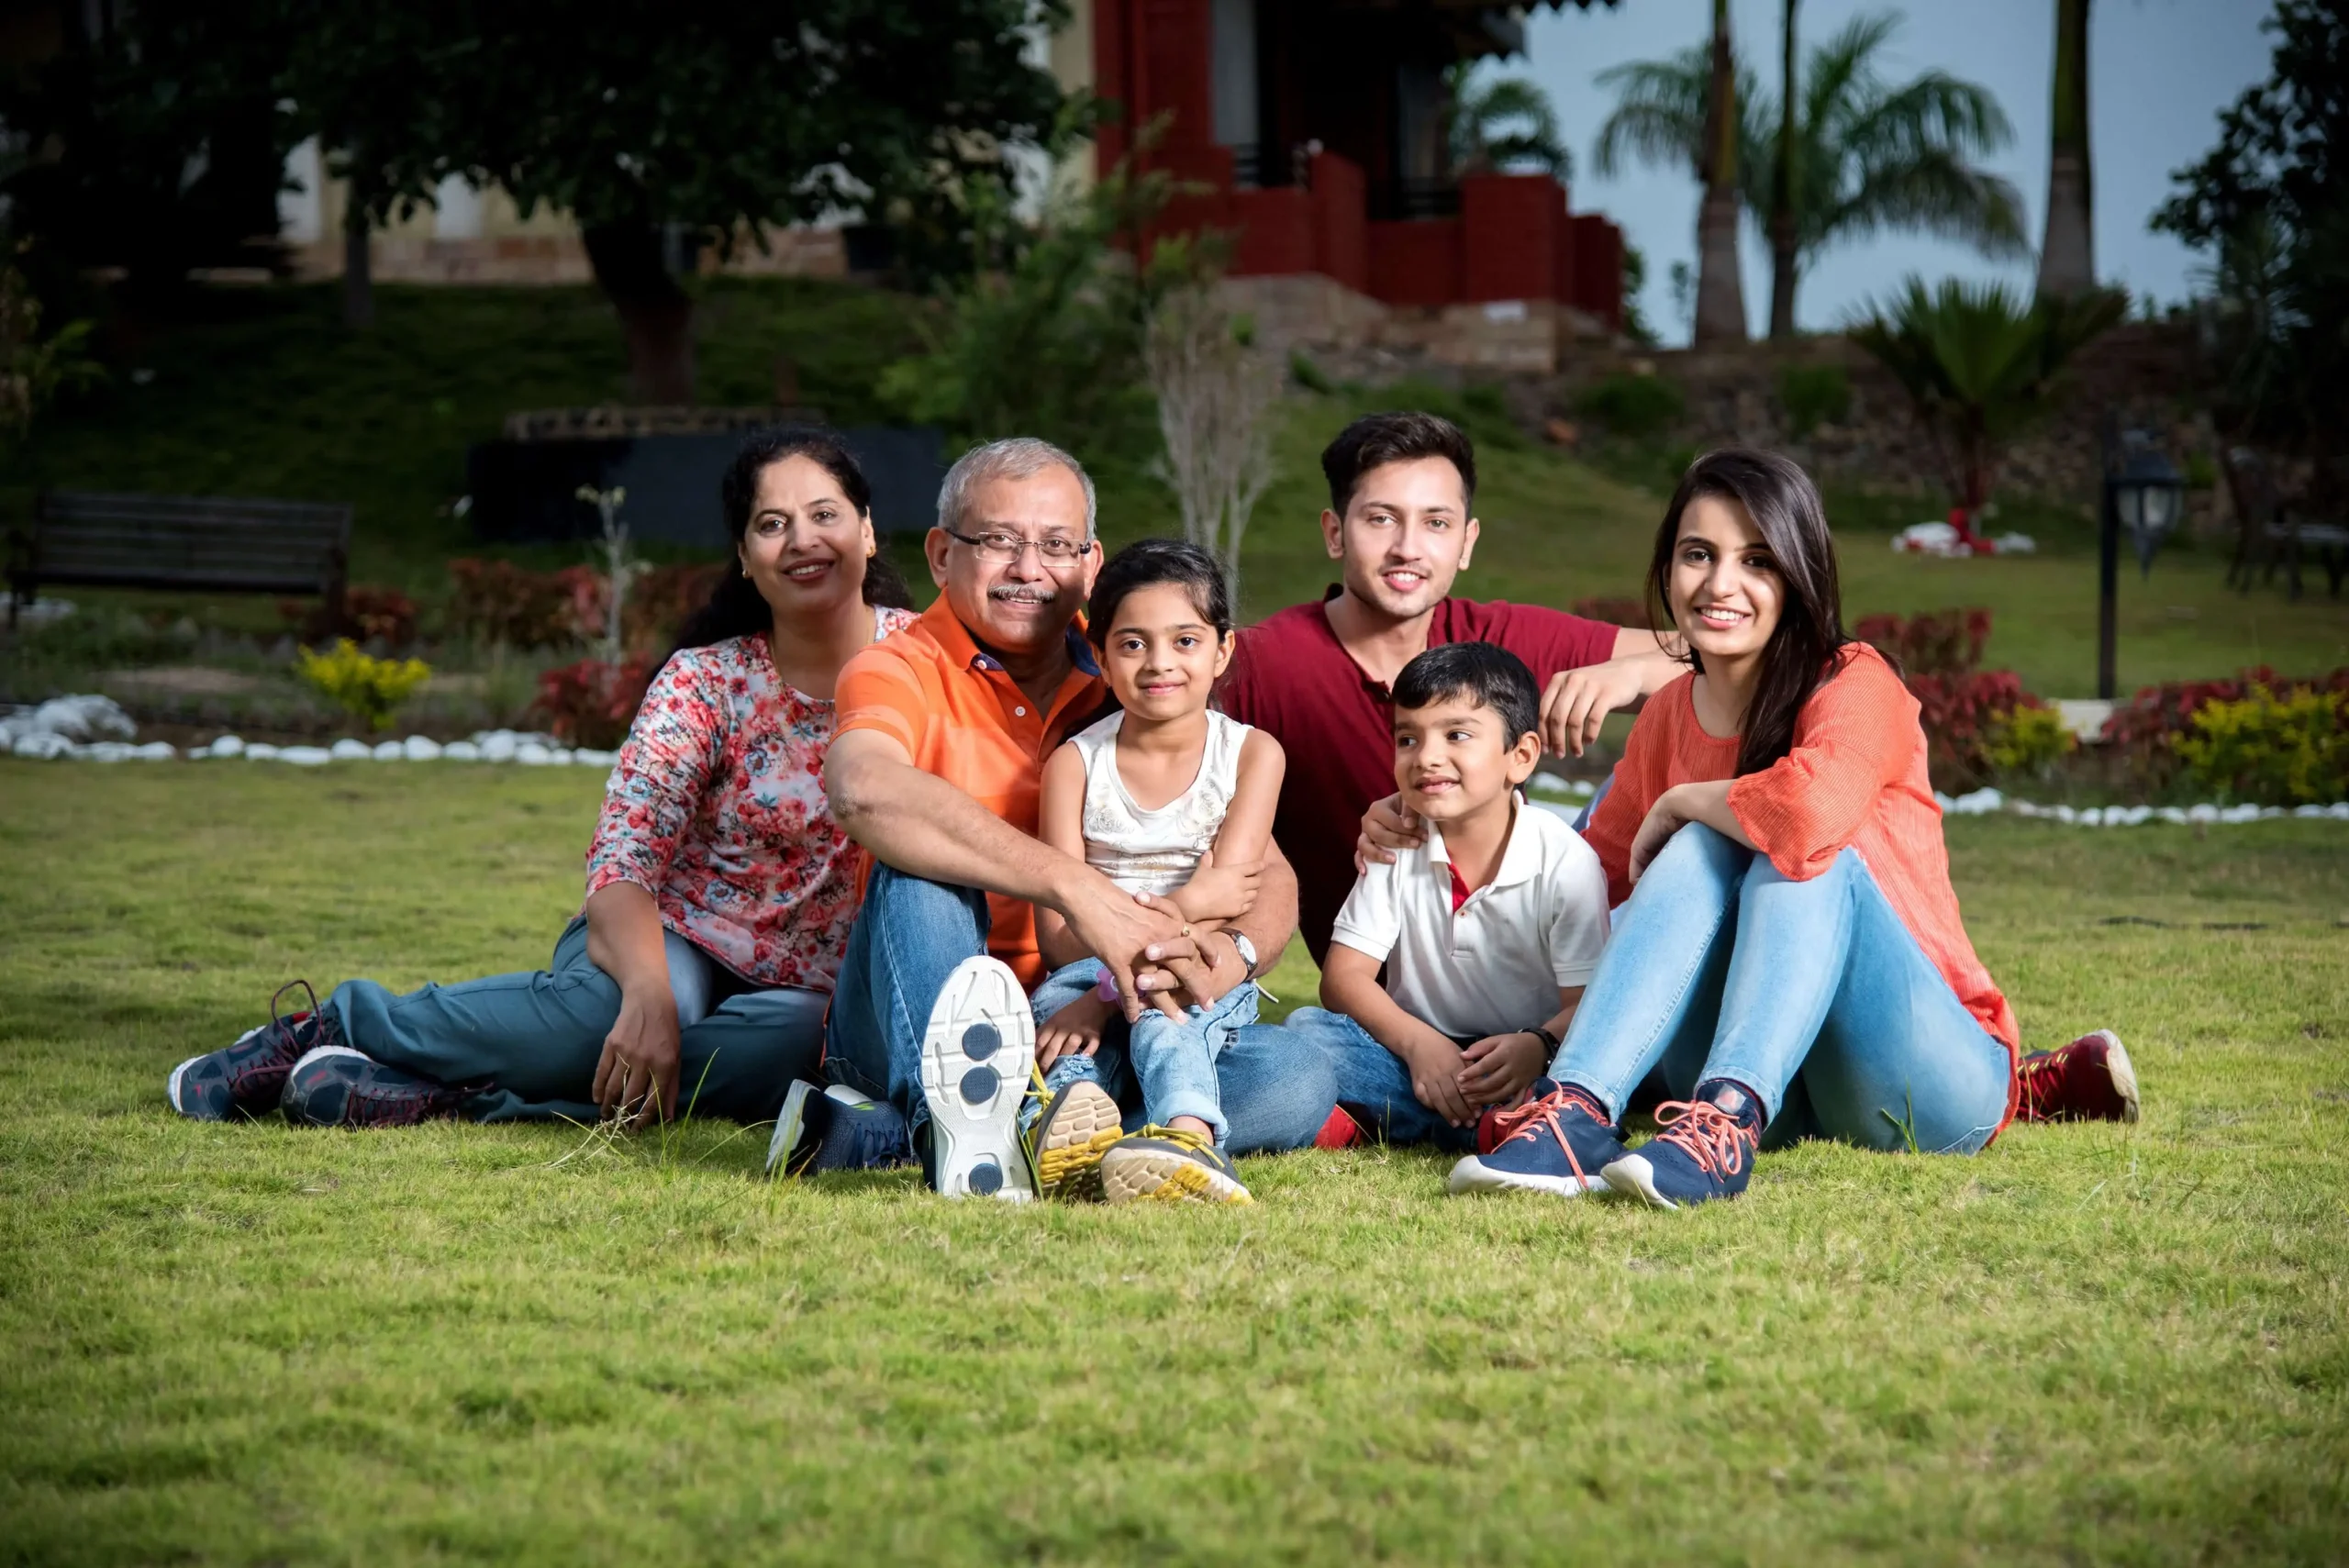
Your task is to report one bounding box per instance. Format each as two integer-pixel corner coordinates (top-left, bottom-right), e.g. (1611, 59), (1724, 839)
(442, 1), (1073, 404)
(2154, 0), (2345, 493)
(0, 252), (104, 446)
(1596, 12), (2025, 337)
(1445, 71), (1572, 179)
(1850, 276), (2124, 516)
(2037, 0), (2096, 298)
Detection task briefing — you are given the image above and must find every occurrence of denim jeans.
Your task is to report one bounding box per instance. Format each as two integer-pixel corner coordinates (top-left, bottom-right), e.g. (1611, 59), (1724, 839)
(825, 865), (1338, 1162)
(327, 916), (827, 1123)
(1030, 959), (1257, 1142)
(1550, 824), (2011, 1155)
(1283, 1006), (1479, 1152)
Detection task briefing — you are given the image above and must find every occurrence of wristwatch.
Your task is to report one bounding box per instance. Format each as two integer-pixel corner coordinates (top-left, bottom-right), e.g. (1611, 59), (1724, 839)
(1529, 1022), (1563, 1051)
(1228, 930), (1260, 979)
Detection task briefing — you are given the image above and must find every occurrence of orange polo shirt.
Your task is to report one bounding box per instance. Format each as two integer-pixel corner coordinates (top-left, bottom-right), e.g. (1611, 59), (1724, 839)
(833, 598), (1109, 988)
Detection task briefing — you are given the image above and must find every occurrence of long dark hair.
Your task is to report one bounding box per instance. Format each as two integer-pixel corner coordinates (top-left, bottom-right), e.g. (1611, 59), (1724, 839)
(1644, 448), (1850, 777)
(674, 426), (913, 651)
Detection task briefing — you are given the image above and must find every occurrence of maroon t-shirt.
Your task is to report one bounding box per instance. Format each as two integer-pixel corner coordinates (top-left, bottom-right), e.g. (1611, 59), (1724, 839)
(1219, 588), (1620, 963)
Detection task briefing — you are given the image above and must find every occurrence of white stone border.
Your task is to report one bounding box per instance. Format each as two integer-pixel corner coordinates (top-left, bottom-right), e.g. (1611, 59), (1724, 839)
(3, 729), (621, 769)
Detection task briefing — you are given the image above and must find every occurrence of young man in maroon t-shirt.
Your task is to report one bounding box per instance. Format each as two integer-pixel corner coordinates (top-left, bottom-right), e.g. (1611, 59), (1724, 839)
(1218, 411), (1682, 964)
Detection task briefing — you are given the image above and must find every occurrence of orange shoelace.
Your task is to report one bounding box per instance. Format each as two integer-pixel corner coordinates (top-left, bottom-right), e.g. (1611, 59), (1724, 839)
(1648, 1099), (1756, 1181)
(1494, 1086), (1598, 1185)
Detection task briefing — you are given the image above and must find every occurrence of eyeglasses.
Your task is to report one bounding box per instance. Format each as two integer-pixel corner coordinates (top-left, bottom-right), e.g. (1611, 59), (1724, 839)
(941, 526), (1092, 564)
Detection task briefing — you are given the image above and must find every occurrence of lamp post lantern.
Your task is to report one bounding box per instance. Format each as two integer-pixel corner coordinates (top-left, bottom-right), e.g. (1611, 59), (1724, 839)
(2098, 426), (2186, 700)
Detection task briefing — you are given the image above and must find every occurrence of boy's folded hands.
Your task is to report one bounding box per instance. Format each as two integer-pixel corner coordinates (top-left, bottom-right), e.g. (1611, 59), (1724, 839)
(1457, 1030), (1545, 1108)
(1401, 1037), (1476, 1128)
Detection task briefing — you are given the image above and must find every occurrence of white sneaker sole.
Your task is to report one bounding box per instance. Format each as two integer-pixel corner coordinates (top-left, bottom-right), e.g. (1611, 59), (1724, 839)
(766, 1080), (818, 1177)
(1601, 1152), (1679, 1209)
(918, 957), (1036, 1202)
(1445, 1153), (1607, 1197)
(2091, 1029), (2142, 1123)
(1100, 1145), (1253, 1206)
(167, 1019), (272, 1117)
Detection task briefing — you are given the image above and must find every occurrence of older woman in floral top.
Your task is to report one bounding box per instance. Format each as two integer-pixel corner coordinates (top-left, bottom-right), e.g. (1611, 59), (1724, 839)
(167, 428), (916, 1133)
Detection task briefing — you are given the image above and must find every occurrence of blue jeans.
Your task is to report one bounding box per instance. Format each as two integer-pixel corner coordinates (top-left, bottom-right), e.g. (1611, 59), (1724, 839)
(1030, 959), (1257, 1142)
(327, 916), (828, 1123)
(1284, 1007), (1479, 1152)
(1552, 824), (2011, 1155)
(826, 865), (1337, 1162)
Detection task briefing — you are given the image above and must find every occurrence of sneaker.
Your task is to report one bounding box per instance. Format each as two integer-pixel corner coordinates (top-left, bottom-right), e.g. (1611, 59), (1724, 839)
(2016, 1029), (2140, 1124)
(766, 1081), (913, 1177)
(917, 956), (1037, 1202)
(1099, 1128), (1253, 1206)
(1602, 1097), (1760, 1209)
(1447, 1079), (1624, 1196)
(281, 1046), (471, 1129)
(1030, 1077), (1124, 1201)
(1314, 1106), (1367, 1150)
(167, 981), (339, 1121)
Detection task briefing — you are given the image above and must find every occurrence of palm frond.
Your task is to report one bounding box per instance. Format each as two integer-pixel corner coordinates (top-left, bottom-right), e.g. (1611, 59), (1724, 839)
(1826, 150), (2031, 259)
(1592, 49), (1710, 178)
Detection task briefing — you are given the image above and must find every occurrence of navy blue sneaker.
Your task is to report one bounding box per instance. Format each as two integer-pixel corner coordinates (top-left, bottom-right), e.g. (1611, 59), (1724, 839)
(1446, 1079), (1626, 1196)
(280, 1046), (473, 1129)
(168, 981), (340, 1121)
(766, 1080), (913, 1177)
(1602, 1097), (1761, 1208)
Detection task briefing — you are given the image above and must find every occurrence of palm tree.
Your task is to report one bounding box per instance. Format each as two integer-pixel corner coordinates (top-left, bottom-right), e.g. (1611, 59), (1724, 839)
(1768, 1), (1801, 339)
(1447, 72), (1572, 178)
(1850, 276), (2125, 521)
(2037, 0), (2095, 297)
(1596, 12), (2028, 336)
(1694, 0), (1747, 344)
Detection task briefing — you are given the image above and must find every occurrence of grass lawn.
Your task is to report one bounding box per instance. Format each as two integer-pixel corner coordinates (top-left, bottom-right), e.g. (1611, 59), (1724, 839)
(3, 762), (2346, 1564)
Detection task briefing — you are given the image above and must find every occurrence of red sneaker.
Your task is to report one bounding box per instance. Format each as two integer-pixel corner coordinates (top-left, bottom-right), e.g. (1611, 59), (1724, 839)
(1314, 1106), (1366, 1149)
(2016, 1029), (2141, 1124)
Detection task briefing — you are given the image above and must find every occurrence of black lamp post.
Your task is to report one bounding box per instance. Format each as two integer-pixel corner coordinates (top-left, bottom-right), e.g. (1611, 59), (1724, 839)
(2098, 426), (2186, 700)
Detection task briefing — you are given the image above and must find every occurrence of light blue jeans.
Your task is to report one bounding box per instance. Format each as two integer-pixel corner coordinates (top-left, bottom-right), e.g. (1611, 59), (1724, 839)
(1030, 959), (1257, 1142)
(1283, 1006), (1478, 1152)
(825, 865), (1335, 1162)
(1551, 824), (2011, 1154)
(327, 915), (828, 1123)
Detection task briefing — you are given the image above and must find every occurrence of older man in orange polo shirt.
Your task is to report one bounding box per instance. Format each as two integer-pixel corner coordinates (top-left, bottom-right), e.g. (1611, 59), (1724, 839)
(821, 438), (1335, 1199)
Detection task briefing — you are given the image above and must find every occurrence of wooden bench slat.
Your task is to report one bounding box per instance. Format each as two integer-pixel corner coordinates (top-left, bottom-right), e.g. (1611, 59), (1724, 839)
(11, 490), (355, 616)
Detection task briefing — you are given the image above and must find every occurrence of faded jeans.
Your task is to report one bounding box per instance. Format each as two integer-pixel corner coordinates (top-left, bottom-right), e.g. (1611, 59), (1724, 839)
(1551, 824), (2011, 1154)
(327, 915), (827, 1123)
(1030, 959), (1258, 1142)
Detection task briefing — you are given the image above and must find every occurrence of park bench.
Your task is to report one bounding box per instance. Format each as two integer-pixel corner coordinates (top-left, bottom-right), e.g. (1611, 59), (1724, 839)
(6, 490), (353, 629)
(2221, 447), (2346, 601)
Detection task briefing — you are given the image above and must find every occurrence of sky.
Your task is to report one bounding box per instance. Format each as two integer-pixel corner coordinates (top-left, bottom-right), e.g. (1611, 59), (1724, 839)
(1502, 0), (2277, 340)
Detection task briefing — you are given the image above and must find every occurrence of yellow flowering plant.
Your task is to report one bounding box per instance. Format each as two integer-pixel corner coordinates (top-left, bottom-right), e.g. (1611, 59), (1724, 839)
(296, 639), (432, 731)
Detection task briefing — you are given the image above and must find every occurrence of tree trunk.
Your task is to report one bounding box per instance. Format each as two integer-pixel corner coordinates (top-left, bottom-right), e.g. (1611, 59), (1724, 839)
(1693, 0), (1748, 346)
(582, 220), (696, 405)
(1767, 0), (1800, 339)
(341, 192), (373, 330)
(2037, 0), (2095, 298)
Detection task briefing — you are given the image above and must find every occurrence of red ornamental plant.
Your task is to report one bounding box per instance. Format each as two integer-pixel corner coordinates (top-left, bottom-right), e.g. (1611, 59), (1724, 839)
(533, 653), (661, 749)
(2100, 667), (2349, 790)
(281, 585), (420, 650)
(1904, 668), (2049, 785)
(1853, 607), (1992, 678)
(447, 559), (578, 649)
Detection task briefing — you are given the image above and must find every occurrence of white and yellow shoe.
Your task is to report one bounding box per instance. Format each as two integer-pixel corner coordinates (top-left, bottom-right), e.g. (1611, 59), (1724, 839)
(1100, 1128), (1254, 1207)
(1029, 1077), (1125, 1202)
(917, 957), (1037, 1202)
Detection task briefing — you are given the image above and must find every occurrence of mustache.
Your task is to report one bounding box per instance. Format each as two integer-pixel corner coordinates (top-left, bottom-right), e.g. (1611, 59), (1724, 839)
(986, 585), (1058, 605)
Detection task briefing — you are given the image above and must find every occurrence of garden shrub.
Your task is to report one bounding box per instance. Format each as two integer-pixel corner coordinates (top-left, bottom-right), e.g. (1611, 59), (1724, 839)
(2101, 667), (2349, 797)
(280, 585), (418, 650)
(1982, 703), (2076, 778)
(1777, 363), (1852, 438)
(296, 639), (432, 731)
(534, 654), (661, 748)
(448, 559), (579, 650)
(1904, 668), (2049, 788)
(1572, 373), (1685, 439)
(2175, 684), (2349, 806)
(1854, 608), (1992, 677)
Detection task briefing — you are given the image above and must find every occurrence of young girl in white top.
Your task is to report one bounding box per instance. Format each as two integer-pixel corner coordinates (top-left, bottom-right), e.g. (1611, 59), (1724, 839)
(1032, 539), (1286, 1204)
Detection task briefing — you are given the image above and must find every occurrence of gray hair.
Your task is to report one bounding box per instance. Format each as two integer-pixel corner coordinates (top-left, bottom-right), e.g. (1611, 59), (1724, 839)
(936, 436), (1097, 540)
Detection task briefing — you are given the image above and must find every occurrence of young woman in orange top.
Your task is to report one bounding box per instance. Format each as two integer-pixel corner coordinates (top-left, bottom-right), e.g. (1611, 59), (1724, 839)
(1451, 449), (2125, 1208)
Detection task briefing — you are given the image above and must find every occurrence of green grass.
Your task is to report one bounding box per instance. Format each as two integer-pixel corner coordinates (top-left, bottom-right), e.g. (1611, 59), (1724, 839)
(4, 762), (2347, 1564)
(9, 285), (2343, 701)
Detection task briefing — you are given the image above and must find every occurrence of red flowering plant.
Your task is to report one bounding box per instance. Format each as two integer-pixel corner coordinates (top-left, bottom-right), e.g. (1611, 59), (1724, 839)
(2101, 667), (2349, 796)
(280, 585), (420, 650)
(1853, 607), (1992, 677)
(447, 559), (579, 649)
(532, 652), (662, 749)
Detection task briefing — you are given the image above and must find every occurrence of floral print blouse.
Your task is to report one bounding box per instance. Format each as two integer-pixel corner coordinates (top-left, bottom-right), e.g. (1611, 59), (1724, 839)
(584, 606), (915, 991)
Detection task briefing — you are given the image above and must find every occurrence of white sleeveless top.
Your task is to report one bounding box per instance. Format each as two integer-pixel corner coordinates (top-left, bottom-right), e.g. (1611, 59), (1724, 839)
(1070, 708), (1252, 897)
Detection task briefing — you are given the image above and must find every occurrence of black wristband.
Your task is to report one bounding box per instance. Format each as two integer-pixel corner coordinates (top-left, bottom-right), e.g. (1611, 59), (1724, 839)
(1530, 1023), (1562, 1051)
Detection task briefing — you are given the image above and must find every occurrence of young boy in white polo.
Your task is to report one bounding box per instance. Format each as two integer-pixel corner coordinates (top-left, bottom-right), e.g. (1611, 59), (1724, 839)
(1286, 641), (1610, 1153)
